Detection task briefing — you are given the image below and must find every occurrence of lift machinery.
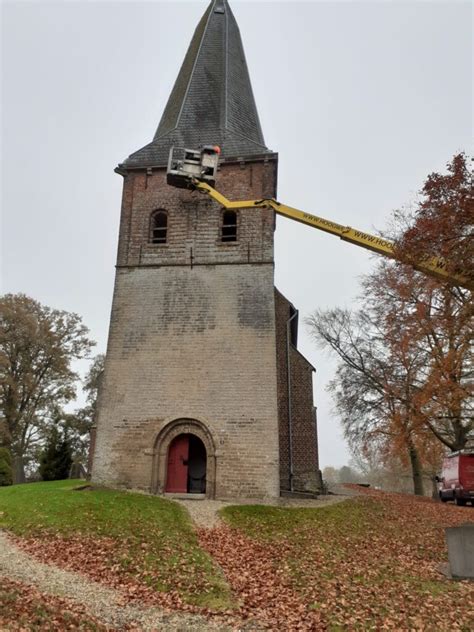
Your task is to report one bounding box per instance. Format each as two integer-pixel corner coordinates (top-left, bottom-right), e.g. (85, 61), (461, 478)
(166, 146), (472, 290)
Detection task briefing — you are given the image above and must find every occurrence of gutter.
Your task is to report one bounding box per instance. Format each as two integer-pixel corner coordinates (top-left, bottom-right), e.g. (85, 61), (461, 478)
(286, 309), (298, 493)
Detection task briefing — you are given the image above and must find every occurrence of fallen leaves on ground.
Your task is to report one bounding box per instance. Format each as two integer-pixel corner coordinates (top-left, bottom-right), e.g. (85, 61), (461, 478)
(209, 489), (474, 630)
(0, 480), (233, 612)
(11, 533), (233, 617)
(9, 489), (474, 630)
(198, 526), (323, 629)
(0, 576), (108, 631)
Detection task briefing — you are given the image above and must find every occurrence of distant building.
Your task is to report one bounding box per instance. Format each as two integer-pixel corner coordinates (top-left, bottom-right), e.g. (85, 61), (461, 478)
(91, 0), (320, 499)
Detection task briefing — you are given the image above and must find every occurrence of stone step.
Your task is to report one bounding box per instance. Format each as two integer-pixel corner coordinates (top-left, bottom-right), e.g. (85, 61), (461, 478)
(280, 490), (319, 500)
(164, 493), (206, 501)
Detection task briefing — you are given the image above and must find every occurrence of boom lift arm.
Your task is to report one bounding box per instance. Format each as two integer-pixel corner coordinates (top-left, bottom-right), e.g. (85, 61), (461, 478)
(166, 147), (472, 290)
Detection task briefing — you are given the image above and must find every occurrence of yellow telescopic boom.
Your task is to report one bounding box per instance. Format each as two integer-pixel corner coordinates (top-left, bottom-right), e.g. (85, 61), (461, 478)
(191, 180), (472, 291)
(165, 146), (471, 290)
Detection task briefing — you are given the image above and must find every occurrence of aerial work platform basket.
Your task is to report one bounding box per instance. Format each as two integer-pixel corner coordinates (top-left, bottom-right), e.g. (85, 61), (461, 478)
(167, 146), (221, 189)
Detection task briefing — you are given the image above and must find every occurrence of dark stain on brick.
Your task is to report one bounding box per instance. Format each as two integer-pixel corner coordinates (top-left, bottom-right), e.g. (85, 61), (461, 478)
(162, 275), (216, 333)
(237, 277), (272, 330)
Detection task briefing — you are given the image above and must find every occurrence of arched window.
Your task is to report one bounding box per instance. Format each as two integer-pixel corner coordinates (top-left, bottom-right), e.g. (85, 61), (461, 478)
(221, 210), (237, 242)
(150, 210), (168, 244)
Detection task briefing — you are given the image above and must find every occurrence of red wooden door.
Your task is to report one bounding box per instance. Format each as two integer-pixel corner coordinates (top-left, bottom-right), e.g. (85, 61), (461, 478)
(166, 435), (189, 493)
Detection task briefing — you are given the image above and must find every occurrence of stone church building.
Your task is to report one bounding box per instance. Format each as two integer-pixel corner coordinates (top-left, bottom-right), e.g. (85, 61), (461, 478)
(91, 0), (320, 499)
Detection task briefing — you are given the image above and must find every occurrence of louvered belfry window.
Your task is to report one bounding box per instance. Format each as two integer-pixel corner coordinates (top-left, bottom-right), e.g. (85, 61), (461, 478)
(151, 210), (168, 244)
(221, 210), (237, 242)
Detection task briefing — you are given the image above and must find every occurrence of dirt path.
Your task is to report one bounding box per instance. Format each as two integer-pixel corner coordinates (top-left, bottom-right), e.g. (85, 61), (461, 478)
(0, 531), (230, 631)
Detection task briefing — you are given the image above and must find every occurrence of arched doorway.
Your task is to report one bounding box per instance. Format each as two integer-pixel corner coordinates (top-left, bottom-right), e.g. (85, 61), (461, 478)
(152, 418), (216, 498)
(165, 433), (207, 494)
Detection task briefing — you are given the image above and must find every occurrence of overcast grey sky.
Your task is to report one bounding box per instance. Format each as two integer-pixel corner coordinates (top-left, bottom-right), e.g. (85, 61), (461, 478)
(2, 0), (471, 468)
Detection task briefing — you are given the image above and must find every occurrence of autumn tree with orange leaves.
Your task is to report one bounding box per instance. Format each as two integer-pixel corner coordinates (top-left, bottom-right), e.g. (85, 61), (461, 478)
(396, 152), (472, 286)
(387, 153), (473, 451)
(309, 154), (473, 495)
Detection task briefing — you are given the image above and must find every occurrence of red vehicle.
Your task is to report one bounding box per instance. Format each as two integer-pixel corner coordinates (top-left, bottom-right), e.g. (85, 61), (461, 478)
(437, 452), (474, 506)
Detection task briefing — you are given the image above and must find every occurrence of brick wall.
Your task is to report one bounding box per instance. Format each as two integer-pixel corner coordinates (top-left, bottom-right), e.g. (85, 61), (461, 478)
(116, 160), (277, 269)
(275, 289), (320, 493)
(92, 159), (282, 499)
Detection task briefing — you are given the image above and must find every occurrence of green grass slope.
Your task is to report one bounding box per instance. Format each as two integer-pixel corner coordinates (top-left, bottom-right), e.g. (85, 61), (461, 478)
(217, 491), (473, 630)
(0, 480), (232, 609)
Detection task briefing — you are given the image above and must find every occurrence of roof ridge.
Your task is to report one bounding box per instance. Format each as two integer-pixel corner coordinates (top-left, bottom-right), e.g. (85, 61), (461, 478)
(122, 0), (273, 168)
(174, 2), (215, 131)
(223, 128), (269, 150)
(223, 1), (229, 131)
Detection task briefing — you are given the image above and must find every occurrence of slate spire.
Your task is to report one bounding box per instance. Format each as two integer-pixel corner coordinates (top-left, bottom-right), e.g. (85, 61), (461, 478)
(122, 0), (272, 168)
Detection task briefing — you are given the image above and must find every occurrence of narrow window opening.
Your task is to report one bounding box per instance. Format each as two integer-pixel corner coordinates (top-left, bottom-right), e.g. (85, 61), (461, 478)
(222, 210), (237, 242)
(151, 211), (168, 244)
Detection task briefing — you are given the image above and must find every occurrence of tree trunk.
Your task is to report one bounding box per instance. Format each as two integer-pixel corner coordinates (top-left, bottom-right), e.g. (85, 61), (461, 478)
(13, 456), (26, 484)
(408, 443), (424, 496)
(0, 418), (13, 450)
(451, 417), (468, 451)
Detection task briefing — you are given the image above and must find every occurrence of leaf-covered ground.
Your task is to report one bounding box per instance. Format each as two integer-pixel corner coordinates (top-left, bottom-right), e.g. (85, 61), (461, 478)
(204, 487), (474, 630)
(1, 481), (473, 630)
(0, 577), (107, 631)
(0, 480), (232, 611)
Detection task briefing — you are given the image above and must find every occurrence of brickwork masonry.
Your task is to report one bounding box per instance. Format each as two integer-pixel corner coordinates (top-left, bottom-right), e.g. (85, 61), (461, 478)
(93, 160), (280, 499)
(275, 290), (320, 493)
(91, 159), (319, 499)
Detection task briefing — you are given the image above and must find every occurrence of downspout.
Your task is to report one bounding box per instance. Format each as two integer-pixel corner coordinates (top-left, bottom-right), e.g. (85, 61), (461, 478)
(286, 310), (298, 492)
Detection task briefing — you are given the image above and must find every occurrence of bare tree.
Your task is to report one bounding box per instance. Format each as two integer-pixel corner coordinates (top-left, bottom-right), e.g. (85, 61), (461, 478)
(307, 306), (427, 495)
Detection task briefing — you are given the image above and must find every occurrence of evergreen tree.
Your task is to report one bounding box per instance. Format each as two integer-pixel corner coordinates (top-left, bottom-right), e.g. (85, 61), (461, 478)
(0, 447), (13, 486)
(39, 427), (73, 481)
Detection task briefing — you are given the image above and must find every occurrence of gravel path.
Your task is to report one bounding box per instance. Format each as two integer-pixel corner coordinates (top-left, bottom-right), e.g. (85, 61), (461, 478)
(0, 531), (230, 631)
(176, 499), (231, 528)
(1, 493), (356, 629)
(177, 492), (354, 528)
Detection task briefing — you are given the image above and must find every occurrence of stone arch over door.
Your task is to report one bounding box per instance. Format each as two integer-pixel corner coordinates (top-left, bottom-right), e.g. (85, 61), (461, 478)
(152, 418), (216, 498)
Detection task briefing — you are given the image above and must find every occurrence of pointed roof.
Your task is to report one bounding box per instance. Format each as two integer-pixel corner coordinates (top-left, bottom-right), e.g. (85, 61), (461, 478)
(121, 0), (273, 169)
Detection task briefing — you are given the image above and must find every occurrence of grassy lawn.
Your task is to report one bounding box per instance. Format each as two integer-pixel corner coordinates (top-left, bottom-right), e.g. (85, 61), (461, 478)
(0, 480), (232, 610)
(1, 482), (473, 629)
(214, 491), (474, 630)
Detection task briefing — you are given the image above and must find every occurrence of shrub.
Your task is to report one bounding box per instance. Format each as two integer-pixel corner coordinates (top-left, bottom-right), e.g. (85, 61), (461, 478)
(0, 447), (13, 486)
(39, 428), (73, 481)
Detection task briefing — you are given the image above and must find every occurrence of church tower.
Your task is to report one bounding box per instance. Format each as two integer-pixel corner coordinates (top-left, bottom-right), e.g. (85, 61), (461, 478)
(91, 0), (320, 499)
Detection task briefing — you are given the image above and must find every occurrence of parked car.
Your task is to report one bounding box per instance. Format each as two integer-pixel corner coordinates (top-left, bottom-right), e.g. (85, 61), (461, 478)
(437, 452), (474, 506)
